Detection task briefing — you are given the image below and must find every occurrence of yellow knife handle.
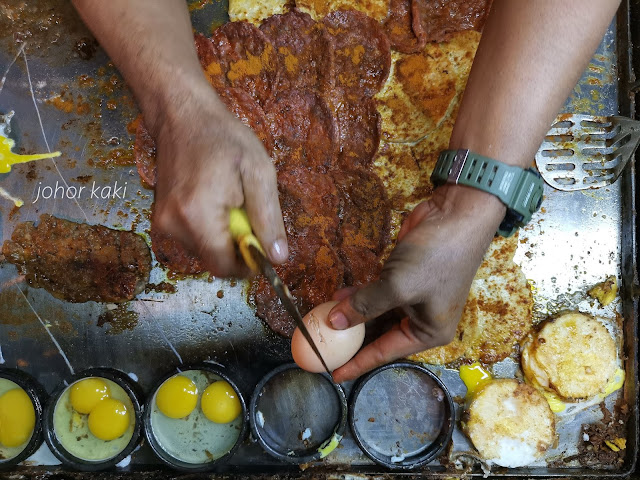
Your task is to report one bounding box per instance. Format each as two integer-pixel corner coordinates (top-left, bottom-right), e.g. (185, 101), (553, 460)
(229, 208), (265, 273)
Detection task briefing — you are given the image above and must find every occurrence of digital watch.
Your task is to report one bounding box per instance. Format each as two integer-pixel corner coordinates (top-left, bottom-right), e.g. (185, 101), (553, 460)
(431, 149), (544, 237)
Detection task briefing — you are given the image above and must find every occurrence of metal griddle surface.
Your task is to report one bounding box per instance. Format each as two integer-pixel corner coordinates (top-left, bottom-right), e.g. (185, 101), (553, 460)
(0, 0), (637, 477)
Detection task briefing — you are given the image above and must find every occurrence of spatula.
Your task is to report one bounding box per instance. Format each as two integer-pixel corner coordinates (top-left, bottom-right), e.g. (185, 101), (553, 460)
(535, 114), (640, 191)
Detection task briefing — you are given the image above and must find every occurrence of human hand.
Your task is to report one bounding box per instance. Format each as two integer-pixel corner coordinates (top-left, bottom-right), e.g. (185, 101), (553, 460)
(149, 80), (288, 277)
(328, 185), (506, 383)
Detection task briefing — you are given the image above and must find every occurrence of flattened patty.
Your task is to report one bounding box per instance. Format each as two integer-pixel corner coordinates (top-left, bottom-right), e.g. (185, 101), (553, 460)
(323, 9), (391, 97)
(412, 0), (491, 43)
(2, 214), (151, 303)
(204, 21), (279, 105)
(330, 90), (381, 169)
(383, 0), (426, 54)
(149, 221), (206, 276)
(265, 89), (338, 171)
(260, 9), (335, 93)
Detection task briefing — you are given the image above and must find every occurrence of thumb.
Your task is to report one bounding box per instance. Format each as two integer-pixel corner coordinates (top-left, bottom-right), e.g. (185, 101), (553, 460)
(328, 275), (404, 330)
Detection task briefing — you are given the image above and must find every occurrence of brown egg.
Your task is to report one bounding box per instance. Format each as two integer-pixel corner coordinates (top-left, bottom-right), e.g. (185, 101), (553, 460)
(291, 301), (366, 373)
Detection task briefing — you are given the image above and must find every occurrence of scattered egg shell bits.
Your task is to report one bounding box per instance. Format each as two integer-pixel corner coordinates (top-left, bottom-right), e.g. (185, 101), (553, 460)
(50, 376), (136, 462)
(146, 369), (245, 469)
(0, 379), (36, 459)
(291, 301), (365, 373)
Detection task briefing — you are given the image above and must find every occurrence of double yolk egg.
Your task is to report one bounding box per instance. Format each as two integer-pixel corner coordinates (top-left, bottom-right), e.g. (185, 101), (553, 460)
(69, 378), (130, 441)
(155, 375), (241, 423)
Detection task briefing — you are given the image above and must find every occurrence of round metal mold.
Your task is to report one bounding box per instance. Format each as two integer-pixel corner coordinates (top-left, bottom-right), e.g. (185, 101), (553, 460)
(43, 368), (143, 471)
(144, 364), (248, 472)
(348, 361), (454, 470)
(0, 368), (48, 470)
(249, 363), (348, 464)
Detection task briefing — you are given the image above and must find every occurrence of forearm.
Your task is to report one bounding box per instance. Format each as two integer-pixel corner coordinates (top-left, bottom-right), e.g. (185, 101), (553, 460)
(72, 0), (219, 135)
(450, 0), (620, 168)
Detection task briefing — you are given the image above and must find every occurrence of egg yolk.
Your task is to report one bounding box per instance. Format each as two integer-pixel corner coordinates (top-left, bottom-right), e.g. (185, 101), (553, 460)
(201, 381), (241, 424)
(460, 362), (492, 398)
(0, 388), (36, 448)
(156, 375), (198, 419)
(88, 398), (130, 441)
(70, 378), (111, 414)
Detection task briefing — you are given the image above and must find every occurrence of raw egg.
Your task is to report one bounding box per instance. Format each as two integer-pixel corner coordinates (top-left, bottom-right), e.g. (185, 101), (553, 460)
(70, 378), (110, 414)
(88, 398), (130, 441)
(292, 301), (365, 373)
(201, 381), (242, 424)
(156, 375), (198, 419)
(0, 388), (36, 448)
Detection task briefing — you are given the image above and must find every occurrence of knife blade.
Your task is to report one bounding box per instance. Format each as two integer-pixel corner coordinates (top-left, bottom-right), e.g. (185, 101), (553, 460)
(229, 208), (334, 378)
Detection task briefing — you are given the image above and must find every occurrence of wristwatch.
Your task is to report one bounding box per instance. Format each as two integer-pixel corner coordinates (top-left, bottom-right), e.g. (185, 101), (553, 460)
(431, 149), (544, 237)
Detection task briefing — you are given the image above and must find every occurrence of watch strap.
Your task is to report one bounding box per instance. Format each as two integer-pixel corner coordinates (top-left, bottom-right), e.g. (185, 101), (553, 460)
(432, 149), (544, 237)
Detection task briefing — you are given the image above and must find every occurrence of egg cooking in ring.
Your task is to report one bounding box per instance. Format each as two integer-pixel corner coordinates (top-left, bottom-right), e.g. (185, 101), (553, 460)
(292, 301), (365, 373)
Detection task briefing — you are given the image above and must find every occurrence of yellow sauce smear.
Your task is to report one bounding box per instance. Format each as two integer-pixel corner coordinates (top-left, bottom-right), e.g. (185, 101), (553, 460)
(0, 134), (61, 174)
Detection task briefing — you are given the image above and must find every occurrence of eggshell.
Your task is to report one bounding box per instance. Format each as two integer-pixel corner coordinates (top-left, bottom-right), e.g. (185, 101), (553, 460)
(291, 301), (365, 373)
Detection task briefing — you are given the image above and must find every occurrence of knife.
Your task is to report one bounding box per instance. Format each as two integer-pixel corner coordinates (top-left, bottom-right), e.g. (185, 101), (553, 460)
(229, 208), (333, 378)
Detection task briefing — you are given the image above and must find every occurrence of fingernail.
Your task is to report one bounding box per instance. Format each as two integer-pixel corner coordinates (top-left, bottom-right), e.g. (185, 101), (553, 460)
(270, 239), (287, 263)
(330, 312), (349, 330)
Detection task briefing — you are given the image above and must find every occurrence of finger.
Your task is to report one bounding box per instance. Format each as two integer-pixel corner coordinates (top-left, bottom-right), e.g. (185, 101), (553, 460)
(240, 155), (289, 264)
(332, 317), (424, 383)
(331, 286), (360, 302)
(328, 276), (403, 330)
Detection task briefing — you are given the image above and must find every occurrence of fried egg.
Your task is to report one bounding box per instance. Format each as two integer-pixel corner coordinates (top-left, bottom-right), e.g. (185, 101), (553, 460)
(53, 377), (135, 461)
(463, 379), (555, 468)
(521, 312), (618, 401)
(149, 370), (243, 465)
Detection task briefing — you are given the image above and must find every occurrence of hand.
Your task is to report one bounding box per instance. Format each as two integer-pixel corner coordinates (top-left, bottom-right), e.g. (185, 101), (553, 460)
(150, 80), (288, 277)
(328, 185), (505, 383)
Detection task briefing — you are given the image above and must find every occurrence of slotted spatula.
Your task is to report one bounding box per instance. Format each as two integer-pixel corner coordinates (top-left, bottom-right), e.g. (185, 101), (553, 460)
(535, 114), (640, 191)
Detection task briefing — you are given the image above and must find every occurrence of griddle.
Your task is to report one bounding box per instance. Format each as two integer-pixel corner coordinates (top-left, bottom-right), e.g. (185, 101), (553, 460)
(0, 0), (637, 477)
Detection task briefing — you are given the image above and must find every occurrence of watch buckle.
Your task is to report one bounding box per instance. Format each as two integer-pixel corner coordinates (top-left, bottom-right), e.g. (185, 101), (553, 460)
(448, 149), (469, 184)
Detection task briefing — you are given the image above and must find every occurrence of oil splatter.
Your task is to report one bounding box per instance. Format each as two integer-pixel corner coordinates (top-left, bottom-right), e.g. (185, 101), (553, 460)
(97, 304), (139, 335)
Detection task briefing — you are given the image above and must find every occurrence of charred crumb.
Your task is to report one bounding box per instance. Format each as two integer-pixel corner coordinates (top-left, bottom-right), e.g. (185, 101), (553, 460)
(144, 282), (176, 294)
(561, 401), (629, 468)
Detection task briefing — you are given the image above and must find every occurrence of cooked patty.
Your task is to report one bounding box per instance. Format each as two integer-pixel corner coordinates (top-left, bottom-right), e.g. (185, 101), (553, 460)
(2, 214), (151, 303)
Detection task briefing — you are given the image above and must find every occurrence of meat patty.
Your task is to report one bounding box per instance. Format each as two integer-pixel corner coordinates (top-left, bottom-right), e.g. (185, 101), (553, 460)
(204, 21), (280, 105)
(149, 219), (206, 275)
(265, 89), (338, 171)
(384, 0), (426, 54)
(260, 9), (335, 93)
(332, 168), (391, 285)
(218, 87), (274, 154)
(330, 90), (381, 169)
(252, 169), (343, 336)
(2, 214), (151, 303)
(412, 0), (492, 43)
(323, 9), (391, 97)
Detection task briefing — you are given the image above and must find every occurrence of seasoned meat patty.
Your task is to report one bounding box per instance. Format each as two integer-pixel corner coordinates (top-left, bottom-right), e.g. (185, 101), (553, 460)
(2, 214), (151, 303)
(260, 9), (336, 93)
